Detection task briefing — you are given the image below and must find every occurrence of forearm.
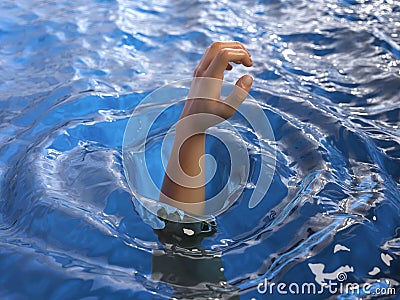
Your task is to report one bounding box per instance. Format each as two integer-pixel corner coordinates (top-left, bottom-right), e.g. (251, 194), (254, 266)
(160, 128), (206, 215)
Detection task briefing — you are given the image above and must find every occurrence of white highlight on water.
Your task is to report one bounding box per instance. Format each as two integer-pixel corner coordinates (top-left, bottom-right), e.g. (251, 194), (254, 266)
(308, 263), (354, 286)
(333, 244), (351, 253)
(381, 253), (393, 266)
(368, 267), (380, 275)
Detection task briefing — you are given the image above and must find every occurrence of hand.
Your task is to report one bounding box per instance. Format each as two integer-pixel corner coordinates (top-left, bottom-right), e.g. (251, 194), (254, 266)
(178, 41), (253, 133)
(160, 41), (254, 215)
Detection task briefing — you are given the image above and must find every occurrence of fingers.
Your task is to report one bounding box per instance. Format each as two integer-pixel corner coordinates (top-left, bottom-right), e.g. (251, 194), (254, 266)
(206, 49), (252, 79)
(196, 41), (248, 72)
(225, 75), (253, 111)
(194, 41), (251, 79)
(189, 42), (254, 121)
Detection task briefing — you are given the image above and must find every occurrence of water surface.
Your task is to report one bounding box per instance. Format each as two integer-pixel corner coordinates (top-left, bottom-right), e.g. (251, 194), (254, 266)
(0, 0), (399, 299)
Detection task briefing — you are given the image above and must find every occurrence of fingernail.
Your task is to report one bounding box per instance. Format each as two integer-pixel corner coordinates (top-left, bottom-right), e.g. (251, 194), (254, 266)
(242, 75), (253, 88)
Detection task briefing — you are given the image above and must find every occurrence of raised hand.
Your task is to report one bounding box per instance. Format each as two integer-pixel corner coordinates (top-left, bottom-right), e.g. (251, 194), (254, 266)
(160, 41), (253, 216)
(178, 41), (253, 133)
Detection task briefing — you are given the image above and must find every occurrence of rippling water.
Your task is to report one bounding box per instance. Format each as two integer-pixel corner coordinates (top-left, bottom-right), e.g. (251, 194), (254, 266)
(0, 0), (399, 299)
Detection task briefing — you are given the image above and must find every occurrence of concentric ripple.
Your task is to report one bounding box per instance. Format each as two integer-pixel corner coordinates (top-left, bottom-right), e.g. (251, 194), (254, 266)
(0, 0), (399, 299)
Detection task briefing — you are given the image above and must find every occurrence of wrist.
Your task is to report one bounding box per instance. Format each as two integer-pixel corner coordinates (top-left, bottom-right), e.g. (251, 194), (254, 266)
(175, 117), (206, 137)
(176, 110), (226, 135)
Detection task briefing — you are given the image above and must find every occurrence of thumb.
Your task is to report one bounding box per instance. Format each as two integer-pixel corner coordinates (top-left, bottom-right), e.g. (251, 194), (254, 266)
(225, 75), (253, 110)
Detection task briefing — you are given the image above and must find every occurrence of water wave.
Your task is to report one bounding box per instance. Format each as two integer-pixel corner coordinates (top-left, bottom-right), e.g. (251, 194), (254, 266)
(0, 0), (399, 298)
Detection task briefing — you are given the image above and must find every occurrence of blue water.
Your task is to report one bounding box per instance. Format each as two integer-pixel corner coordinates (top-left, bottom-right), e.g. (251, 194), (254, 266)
(1, 0), (399, 299)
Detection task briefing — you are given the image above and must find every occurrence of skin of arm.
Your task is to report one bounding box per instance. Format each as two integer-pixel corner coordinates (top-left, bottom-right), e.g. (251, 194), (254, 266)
(159, 41), (254, 216)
